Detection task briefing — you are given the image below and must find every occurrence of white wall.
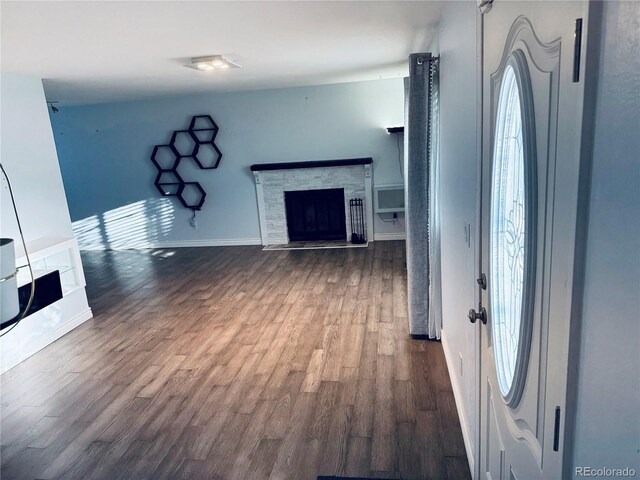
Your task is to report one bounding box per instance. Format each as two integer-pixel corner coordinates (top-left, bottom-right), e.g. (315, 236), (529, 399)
(572, 1), (640, 474)
(434, 1), (479, 473)
(0, 73), (91, 372)
(1, 74), (73, 242)
(50, 79), (407, 249)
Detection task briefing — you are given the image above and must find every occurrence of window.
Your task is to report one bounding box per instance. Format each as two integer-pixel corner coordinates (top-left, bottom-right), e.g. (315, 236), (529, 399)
(490, 53), (536, 405)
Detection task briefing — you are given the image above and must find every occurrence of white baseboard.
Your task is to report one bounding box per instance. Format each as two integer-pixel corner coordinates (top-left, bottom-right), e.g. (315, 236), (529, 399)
(441, 330), (476, 478)
(1, 307), (93, 374)
(373, 232), (406, 241)
(154, 238), (263, 248)
(78, 238), (263, 251)
(81, 236), (410, 249)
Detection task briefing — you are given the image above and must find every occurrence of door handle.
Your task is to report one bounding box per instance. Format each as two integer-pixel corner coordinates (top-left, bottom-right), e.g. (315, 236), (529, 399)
(468, 307), (487, 325)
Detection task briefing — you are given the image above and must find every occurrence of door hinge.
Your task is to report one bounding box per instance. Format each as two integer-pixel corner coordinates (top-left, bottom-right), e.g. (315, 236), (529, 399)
(573, 18), (583, 83)
(477, 0), (493, 14)
(553, 406), (561, 451)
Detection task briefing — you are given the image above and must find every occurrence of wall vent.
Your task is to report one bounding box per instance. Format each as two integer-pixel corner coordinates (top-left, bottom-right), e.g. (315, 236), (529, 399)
(374, 184), (405, 213)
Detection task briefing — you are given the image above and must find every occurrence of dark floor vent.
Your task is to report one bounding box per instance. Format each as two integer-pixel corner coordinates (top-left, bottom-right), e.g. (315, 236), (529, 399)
(349, 198), (366, 244)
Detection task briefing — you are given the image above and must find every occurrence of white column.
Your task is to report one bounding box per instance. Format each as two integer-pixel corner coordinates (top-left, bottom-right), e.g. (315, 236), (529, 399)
(364, 164), (374, 242)
(253, 171), (268, 245)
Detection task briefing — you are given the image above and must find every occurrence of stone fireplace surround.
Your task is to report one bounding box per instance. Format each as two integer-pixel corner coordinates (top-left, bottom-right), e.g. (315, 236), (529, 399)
(251, 158), (374, 246)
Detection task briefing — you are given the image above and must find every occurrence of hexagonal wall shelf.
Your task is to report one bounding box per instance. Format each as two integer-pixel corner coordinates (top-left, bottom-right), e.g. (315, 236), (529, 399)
(189, 115), (219, 132)
(193, 142), (223, 169)
(151, 115), (222, 211)
(189, 115), (219, 144)
(177, 182), (206, 210)
(151, 145), (180, 171)
(171, 130), (197, 157)
(155, 171), (183, 197)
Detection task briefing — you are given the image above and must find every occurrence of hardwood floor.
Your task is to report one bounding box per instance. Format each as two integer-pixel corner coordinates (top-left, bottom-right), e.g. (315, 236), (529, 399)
(0, 241), (470, 480)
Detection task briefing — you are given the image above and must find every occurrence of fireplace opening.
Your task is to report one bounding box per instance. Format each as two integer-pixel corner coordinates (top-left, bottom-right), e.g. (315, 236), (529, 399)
(284, 188), (346, 242)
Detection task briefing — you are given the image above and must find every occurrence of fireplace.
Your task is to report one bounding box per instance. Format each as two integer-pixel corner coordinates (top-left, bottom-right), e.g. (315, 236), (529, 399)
(250, 158), (374, 245)
(284, 188), (346, 242)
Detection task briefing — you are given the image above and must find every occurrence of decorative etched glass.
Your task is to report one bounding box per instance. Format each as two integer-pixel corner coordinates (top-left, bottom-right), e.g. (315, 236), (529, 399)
(490, 63), (527, 398)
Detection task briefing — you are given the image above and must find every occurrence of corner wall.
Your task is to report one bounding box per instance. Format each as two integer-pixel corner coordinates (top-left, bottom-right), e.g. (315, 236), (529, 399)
(50, 79), (407, 249)
(1, 74), (74, 241)
(434, 1), (479, 473)
(0, 73), (91, 372)
(571, 1), (640, 474)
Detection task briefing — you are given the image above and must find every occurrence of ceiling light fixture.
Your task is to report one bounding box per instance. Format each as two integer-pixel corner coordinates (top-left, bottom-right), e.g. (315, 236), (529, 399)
(185, 55), (240, 72)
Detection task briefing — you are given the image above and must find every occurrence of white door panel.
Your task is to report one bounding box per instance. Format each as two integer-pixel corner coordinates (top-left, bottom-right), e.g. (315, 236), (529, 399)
(486, 382), (506, 480)
(478, 2), (588, 479)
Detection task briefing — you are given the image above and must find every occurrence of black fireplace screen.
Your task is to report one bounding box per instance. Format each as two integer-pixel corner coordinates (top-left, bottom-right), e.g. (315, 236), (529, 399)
(285, 188), (346, 242)
(349, 198), (367, 244)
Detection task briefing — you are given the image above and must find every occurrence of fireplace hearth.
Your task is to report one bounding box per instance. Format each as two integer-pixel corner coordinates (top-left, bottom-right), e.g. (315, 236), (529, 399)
(284, 188), (346, 242)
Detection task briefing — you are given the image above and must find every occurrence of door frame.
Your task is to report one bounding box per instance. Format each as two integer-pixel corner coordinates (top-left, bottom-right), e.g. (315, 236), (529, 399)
(473, 4), (485, 479)
(472, 1), (598, 478)
(560, 2), (604, 477)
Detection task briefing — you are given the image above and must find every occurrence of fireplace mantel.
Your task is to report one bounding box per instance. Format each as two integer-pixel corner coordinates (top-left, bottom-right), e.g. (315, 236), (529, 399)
(252, 158), (374, 245)
(250, 157), (372, 172)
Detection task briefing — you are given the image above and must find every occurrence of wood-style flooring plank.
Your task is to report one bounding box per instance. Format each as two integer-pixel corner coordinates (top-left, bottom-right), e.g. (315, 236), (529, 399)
(370, 355), (397, 472)
(0, 242), (468, 480)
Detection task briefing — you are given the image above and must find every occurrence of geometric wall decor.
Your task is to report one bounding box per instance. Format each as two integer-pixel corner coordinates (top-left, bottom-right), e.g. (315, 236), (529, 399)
(151, 115), (222, 211)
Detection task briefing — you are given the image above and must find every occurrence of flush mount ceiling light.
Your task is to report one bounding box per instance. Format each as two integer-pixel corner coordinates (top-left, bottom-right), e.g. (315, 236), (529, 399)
(184, 55), (240, 72)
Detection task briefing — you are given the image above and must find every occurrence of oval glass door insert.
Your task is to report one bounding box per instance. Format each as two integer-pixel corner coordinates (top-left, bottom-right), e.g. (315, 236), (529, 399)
(490, 53), (536, 406)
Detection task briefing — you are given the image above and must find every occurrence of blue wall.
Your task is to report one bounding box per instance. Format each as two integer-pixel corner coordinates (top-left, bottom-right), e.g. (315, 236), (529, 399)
(51, 79), (406, 248)
(572, 1), (640, 473)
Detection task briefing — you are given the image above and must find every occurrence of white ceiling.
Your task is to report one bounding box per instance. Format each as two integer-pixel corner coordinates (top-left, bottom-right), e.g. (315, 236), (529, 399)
(1, 1), (443, 105)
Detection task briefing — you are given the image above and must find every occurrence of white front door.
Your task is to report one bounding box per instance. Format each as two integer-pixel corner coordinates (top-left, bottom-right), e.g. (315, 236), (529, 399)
(477, 2), (591, 478)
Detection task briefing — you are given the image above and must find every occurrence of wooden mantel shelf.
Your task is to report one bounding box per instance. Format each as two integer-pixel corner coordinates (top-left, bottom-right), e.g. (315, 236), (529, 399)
(250, 157), (373, 172)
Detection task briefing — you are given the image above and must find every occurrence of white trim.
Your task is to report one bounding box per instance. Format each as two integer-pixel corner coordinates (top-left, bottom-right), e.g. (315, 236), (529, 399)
(14, 236), (77, 263)
(253, 171), (269, 245)
(1, 307), (93, 374)
(473, 9), (484, 480)
(364, 164), (375, 242)
(153, 238), (262, 248)
(373, 232), (406, 241)
(78, 238), (263, 251)
(564, 4), (601, 476)
(442, 329), (476, 478)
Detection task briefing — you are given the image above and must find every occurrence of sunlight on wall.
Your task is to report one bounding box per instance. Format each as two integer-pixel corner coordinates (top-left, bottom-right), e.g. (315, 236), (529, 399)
(73, 198), (175, 250)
